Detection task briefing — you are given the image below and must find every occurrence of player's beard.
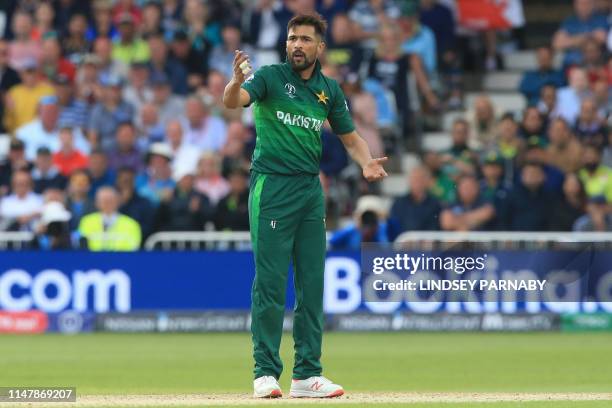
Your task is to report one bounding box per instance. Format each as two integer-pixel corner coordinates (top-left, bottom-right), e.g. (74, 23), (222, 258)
(288, 49), (315, 72)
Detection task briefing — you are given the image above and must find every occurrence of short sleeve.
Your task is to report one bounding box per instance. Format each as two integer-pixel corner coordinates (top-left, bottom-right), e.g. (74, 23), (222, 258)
(241, 67), (268, 106)
(327, 80), (355, 135)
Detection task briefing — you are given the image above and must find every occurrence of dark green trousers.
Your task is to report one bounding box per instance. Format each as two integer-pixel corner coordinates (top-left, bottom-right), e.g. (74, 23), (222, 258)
(248, 170), (326, 380)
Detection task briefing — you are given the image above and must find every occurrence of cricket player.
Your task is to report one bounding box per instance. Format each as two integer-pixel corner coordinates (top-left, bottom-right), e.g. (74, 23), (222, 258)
(223, 13), (387, 398)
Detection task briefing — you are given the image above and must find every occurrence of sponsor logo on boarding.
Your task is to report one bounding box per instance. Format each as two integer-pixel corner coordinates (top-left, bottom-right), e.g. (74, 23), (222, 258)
(0, 310), (48, 333)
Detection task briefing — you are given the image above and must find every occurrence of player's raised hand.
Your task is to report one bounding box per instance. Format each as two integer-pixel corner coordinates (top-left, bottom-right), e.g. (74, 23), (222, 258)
(232, 50), (252, 84)
(363, 157), (388, 182)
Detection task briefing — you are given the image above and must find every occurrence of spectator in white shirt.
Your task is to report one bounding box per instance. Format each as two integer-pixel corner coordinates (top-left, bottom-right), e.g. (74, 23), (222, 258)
(0, 170), (43, 231)
(180, 95), (227, 152)
(166, 119), (200, 178)
(557, 67), (592, 124)
(16, 95), (90, 161)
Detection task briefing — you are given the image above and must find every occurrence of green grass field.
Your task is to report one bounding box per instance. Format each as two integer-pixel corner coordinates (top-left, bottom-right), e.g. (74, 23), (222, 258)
(1, 332), (611, 407)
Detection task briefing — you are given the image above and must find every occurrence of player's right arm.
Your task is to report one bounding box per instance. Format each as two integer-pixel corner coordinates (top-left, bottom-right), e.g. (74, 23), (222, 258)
(223, 50), (252, 109)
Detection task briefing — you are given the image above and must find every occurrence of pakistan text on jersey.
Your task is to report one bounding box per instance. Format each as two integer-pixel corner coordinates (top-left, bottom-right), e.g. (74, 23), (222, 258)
(276, 111), (324, 132)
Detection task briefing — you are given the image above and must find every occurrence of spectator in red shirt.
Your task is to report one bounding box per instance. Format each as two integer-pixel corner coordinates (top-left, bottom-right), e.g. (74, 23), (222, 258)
(41, 36), (76, 82)
(53, 126), (89, 177)
(31, 2), (56, 42)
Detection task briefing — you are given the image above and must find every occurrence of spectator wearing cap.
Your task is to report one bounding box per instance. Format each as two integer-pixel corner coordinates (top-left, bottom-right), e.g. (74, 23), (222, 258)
(441, 175), (495, 232)
(115, 166), (154, 238)
(86, 0), (119, 43)
(87, 149), (116, 199)
(574, 97), (607, 147)
(65, 169), (96, 230)
(54, 74), (88, 130)
(573, 195), (612, 231)
(194, 151), (230, 207)
(544, 118), (583, 174)
(7, 10), (42, 69)
(169, 27), (209, 90)
(399, 3), (438, 75)
(479, 152), (511, 229)
(151, 72), (185, 124)
(519, 46), (566, 105)
(62, 14), (90, 62)
(16, 95), (90, 161)
(348, 0), (400, 50)
(214, 167), (250, 232)
(557, 67), (592, 124)
(210, 22), (257, 82)
(137, 103), (165, 146)
(32, 147), (67, 194)
(180, 96), (227, 152)
(553, 0), (608, 68)
(0, 139), (31, 196)
(147, 33), (188, 95)
(107, 122), (144, 173)
(387, 166), (441, 241)
(446, 118), (479, 164)
(330, 195), (389, 250)
(29, 201), (87, 250)
(53, 127), (89, 177)
(494, 115), (524, 182)
(548, 173), (586, 231)
(135, 142), (175, 205)
(111, 12), (150, 67)
(123, 61), (153, 113)
(41, 36), (76, 83)
(3, 58), (55, 133)
(154, 166), (212, 232)
(505, 162), (557, 231)
(0, 170), (43, 232)
(87, 74), (135, 151)
(78, 186), (142, 251)
(112, 0), (142, 28)
(578, 144), (612, 202)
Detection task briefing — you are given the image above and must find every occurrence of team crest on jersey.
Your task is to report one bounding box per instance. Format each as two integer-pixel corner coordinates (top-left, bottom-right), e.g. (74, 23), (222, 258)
(285, 83), (297, 98)
(316, 90), (329, 105)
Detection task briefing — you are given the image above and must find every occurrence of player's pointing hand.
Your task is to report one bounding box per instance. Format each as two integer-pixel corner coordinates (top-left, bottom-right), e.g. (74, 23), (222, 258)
(363, 157), (388, 182)
(232, 50), (252, 84)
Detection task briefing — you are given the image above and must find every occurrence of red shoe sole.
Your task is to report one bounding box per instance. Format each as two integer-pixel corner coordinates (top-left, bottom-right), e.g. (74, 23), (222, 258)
(268, 389), (282, 398)
(326, 389), (344, 398)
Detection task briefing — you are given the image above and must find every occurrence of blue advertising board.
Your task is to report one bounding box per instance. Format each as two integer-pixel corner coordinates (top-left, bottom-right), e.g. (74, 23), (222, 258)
(0, 250), (610, 314)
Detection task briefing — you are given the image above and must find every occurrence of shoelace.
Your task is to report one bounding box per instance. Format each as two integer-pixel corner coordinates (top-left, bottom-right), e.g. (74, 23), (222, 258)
(312, 376), (332, 385)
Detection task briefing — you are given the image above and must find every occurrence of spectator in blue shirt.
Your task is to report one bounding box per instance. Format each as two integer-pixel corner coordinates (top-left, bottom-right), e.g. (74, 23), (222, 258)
(519, 46), (566, 105)
(387, 166), (441, 241)
(553, 0), (609, 67)
(330, 196), (389, 250)
(399, 12), (437, 74)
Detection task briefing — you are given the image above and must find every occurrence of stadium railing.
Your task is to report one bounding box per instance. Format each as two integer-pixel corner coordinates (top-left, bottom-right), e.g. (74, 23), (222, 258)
(0, 232), (34, 249)
(143, 231), (253, 250)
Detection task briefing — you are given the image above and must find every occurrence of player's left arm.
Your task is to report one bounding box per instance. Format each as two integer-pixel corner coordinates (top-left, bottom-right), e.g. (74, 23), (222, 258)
(327, 80), (388, 182)
(338, 131), (388, 182)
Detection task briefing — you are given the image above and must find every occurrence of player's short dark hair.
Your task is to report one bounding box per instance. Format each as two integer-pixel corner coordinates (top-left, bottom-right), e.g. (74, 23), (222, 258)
(287, 13), (328, 39)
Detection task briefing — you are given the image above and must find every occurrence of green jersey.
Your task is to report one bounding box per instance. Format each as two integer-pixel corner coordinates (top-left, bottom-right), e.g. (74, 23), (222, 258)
(241, 60), (355, 176)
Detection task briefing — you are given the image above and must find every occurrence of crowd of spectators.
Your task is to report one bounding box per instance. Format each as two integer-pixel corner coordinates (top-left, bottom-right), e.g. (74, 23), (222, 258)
(0, 0), (610, 251)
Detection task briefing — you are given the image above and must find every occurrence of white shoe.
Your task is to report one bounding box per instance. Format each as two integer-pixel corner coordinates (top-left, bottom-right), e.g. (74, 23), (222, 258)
(289, 376), (344, 398)
(253, 375), (282, 398)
